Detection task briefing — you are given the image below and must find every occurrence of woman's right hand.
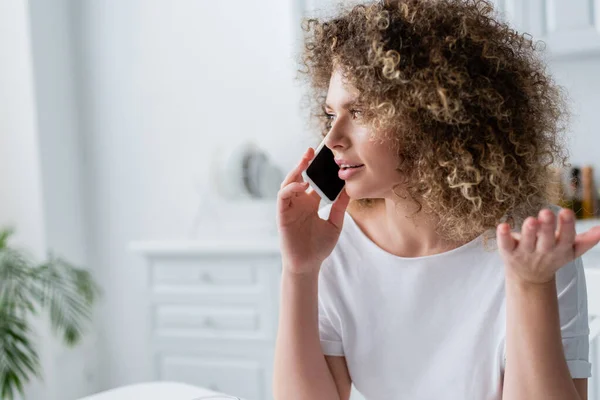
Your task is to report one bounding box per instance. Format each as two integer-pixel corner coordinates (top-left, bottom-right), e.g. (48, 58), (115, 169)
(276, 147), (351, 275)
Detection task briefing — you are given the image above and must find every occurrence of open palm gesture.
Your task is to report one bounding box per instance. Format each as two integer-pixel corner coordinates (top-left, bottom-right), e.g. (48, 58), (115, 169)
(497, 208), (600, 284)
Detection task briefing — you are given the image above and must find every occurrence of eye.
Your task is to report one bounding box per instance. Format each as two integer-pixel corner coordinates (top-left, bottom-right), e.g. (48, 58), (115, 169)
(324, 113), (335, 128)
(320, 107), (335, 132)
(350, 109), (362, 119)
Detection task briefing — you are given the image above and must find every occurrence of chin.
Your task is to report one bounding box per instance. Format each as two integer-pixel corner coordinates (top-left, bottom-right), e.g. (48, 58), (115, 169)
(343, 182), (377, 201)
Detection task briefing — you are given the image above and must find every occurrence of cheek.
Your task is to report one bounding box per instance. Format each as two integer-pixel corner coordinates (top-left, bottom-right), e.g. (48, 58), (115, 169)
(357, 133), (401, 177)
(366, 147), (399, 176)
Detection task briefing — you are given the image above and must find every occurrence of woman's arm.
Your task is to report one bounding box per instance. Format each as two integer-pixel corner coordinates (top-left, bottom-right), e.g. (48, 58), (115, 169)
(325, 356), (352, 400)
(273, 267), (348, 400)
(497, 207), (598, 400)
(502, 274), (585, 400)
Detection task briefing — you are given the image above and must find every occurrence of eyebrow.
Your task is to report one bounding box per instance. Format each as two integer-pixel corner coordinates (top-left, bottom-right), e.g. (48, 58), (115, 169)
(324, 100), (360, 110)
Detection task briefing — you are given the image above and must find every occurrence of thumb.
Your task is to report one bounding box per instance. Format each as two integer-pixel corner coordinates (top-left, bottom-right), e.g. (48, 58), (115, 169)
(574, 226), (600, 258)
(328, 189), (350, 229)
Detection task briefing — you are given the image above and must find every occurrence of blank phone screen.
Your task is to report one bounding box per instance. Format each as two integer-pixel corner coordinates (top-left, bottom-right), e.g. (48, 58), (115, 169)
(305, 145), (345, 201)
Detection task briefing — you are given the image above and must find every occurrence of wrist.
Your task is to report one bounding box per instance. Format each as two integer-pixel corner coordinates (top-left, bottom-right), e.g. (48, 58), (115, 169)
(282, 256), (322, 275)
(281, 268), (320, 292)
(504, 267), (556, 291)
(282, 260), (321, 278)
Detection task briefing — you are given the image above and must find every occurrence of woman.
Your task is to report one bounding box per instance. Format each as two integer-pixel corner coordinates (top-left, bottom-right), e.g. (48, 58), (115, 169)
(273, 0), (600, 399)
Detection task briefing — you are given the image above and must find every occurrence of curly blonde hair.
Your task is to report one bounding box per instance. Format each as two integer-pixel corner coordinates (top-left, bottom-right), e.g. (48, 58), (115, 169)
(300, 0), (569, 244)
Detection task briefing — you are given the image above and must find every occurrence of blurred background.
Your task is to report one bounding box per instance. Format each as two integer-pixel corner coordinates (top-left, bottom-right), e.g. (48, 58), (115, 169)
(2, 0), (600, 399)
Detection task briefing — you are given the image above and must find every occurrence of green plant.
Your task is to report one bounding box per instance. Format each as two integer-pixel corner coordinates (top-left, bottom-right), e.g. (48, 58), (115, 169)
(0, 227), (101, 399)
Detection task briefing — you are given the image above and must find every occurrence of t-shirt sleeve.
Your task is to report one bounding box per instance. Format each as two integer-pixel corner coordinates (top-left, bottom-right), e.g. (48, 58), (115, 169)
(555, 256), (592, 378)
(318, 295), (344, 356)
(318, 257), (345, 356)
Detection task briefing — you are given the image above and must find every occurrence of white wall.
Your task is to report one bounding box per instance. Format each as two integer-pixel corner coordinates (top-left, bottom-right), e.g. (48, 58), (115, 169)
(1, 0), (99, 399)
(27, 0), (99, 397)
(0, 1), (54, 399)
(0, 0), (46, 252)
(72, 0), (310, 390)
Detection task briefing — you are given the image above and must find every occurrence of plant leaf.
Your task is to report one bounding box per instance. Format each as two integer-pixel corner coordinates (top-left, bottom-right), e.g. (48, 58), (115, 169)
(0, 307), (41, 400)
(0, 248), (37, 314)
(0, 228), (14, 250)
(0, 226), (100, 398)
(33, 255), (101, 346)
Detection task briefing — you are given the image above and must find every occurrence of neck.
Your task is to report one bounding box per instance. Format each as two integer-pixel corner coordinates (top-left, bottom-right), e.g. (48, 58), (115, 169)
(350, 196), (466, 258)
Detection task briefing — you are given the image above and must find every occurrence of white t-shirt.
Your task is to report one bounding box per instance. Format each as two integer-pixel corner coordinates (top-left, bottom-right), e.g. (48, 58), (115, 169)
(317, 204), (592, 400)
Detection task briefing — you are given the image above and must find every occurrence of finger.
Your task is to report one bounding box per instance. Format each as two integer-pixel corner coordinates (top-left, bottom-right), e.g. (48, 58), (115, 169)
(497, 223), (517, 253)
(556, 208), (576, 247)
(519, 217), (538, 252)
(536, 209), (556, 252)
(328, 189), (351, 229)
(280, 148), (314, 189)
(278, 182), (309, 207)
(574, 226), (600, 258)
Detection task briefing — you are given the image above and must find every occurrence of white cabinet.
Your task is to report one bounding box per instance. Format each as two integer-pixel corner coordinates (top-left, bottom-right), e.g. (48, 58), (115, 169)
(302, 0), (600, 58)
(132, 239), (282, 400)
(527, 0), (600, 57)
(489, 0), (527, 31)
(492, 0), (600, 58)
(460, 0), (600, 57)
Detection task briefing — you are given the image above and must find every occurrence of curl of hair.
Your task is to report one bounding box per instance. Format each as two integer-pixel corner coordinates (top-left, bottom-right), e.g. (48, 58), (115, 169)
(300, 0), (569, 246)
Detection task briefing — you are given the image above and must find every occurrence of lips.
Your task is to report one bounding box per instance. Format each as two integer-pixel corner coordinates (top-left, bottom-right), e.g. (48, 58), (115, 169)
(339, 163), (364, 170)
(338, 164), (365, 180)
(334, 158), (364, 169)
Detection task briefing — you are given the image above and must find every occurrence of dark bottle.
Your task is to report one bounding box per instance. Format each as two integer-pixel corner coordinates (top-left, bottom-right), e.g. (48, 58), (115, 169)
(581, 166), (597, 219)
(570, 167), (584, 219)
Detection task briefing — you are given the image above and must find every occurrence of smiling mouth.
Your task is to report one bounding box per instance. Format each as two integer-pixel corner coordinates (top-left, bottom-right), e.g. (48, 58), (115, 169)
(338, 164), (365, 180)
(340, 164), (365, 170)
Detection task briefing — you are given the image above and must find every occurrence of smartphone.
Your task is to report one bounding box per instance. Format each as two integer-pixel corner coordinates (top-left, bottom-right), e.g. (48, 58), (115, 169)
(301, 138), (345, 203)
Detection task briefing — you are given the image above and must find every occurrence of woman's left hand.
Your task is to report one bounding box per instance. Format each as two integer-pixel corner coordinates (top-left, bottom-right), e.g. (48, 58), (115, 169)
(497, 208), (600, 284)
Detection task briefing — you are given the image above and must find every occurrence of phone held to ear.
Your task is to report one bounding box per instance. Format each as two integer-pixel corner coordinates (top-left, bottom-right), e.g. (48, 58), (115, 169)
(301, 138), (346, 204)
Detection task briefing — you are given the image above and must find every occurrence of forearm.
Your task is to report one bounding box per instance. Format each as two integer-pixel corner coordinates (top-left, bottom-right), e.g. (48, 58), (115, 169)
(503, 272), (580, 400)
(273, 268), (340, 400)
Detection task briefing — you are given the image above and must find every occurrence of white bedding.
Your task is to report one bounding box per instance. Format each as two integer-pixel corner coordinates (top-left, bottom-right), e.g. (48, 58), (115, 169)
(78, 381), (237, 400)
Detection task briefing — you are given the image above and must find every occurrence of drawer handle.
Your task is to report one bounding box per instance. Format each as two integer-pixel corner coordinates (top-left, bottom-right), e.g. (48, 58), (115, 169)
(203, 317), (215, 328)
(200, 272), (213, 283)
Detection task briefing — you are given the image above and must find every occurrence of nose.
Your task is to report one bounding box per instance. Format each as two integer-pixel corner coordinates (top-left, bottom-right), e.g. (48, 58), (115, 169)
(324, 116), (351, 150)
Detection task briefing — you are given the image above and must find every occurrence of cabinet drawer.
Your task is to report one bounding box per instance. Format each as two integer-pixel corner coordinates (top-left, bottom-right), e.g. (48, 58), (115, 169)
(155, 305), (260, 332)
(159, 355), (264, 400)
(151, 258), (257, 287)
